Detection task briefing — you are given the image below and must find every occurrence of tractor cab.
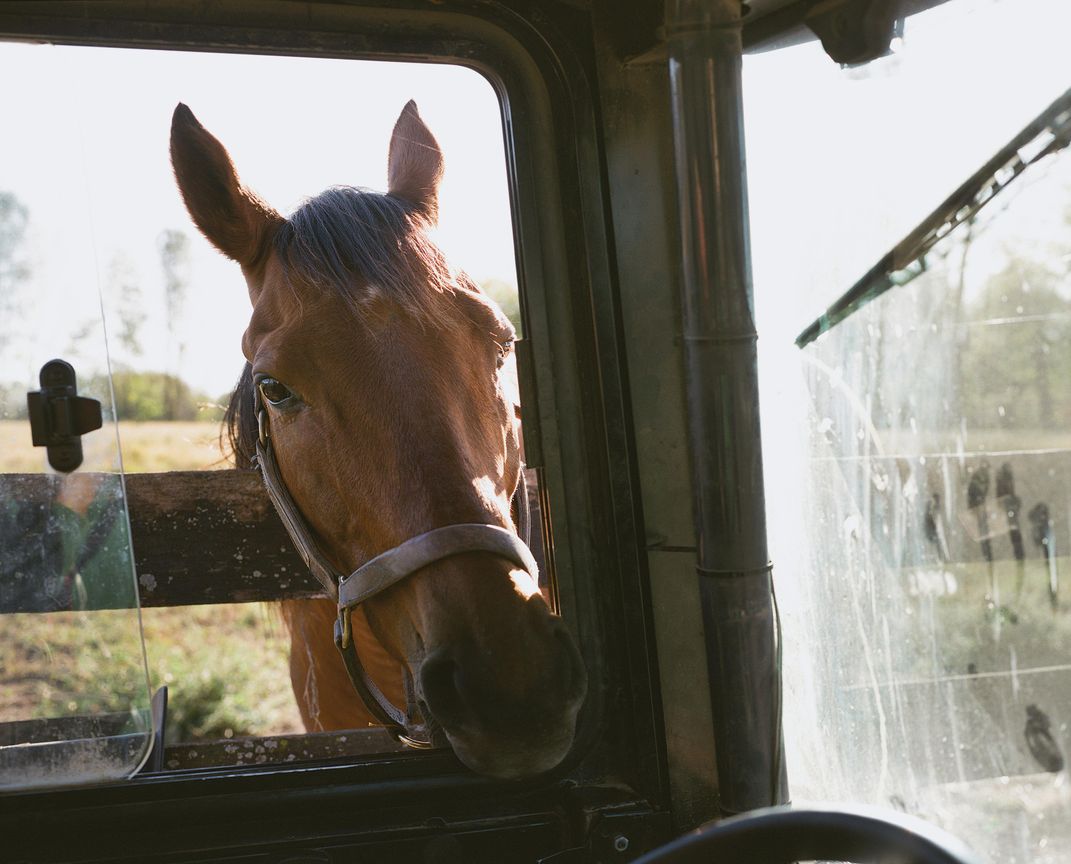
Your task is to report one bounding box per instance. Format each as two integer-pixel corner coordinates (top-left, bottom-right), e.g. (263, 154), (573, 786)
(0, 1), (1068, 861)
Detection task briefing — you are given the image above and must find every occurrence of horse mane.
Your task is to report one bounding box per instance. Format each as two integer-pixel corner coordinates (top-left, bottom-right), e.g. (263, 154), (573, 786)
(223, 361), (257, 470)
(224, 185), (461, 469)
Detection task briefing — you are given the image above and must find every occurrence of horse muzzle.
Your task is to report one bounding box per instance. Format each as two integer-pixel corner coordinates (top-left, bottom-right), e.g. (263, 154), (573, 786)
(417, 617), (588, 779)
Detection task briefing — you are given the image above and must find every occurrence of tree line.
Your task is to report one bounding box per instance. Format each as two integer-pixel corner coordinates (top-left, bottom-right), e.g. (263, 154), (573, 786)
(0, 372), (225, 423)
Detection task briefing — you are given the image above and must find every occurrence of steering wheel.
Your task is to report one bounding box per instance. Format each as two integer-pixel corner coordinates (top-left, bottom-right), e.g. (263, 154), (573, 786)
(630, 805), (984, 864)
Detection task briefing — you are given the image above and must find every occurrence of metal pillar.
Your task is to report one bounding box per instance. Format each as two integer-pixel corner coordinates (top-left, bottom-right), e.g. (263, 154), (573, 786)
(665, 0), (788, 814)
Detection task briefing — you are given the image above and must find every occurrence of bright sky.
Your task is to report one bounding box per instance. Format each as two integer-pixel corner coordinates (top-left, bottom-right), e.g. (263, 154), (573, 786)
(0, 45), (514, 396)
(745, 0), (1071, 348)
(1, 0), (1069, 400)
(744, 0), (1071, 576)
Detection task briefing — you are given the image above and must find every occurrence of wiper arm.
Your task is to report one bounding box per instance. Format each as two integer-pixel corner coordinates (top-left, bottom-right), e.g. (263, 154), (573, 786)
(796, 86), (1071, 348)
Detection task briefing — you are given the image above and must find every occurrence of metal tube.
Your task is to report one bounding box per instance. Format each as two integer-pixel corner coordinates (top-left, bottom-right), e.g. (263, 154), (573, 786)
(665, 0), (787, 814)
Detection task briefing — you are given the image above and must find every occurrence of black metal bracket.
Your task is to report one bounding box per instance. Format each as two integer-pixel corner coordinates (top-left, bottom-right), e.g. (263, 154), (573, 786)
(805, 0), (903, 66)
(26, 359), (103, 473)
(536, 811), (671, 863)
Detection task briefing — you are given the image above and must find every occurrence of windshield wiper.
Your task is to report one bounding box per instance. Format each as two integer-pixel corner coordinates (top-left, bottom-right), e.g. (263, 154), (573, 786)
(795, 87), (1071, 348)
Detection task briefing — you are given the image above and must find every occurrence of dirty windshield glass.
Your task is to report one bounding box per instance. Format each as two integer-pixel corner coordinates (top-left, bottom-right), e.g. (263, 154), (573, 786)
(747, 1), (1071, 861)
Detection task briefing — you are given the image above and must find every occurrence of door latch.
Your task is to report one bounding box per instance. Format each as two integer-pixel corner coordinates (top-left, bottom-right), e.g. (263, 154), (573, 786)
(26, 359), (103, 473)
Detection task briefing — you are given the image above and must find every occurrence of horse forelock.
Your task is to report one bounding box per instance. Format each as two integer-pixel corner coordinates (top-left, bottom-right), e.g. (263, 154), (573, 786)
(273, 186), (456, 326)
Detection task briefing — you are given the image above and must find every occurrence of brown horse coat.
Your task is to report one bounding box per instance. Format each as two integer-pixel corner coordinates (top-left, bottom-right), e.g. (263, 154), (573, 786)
(170, 101), (586, 778)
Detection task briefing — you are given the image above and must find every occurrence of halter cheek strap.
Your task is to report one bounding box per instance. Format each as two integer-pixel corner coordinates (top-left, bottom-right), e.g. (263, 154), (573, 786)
(252, 390), (536, 748)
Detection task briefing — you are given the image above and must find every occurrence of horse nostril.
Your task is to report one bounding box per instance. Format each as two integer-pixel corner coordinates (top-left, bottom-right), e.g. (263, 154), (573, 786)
(419, 650), (468, 726)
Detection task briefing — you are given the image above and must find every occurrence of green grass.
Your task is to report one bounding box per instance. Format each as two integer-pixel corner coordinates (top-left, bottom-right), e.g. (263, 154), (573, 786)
(141, 604), (302, 743)
(909, 555), (1071, 678)
(2, 420), (302, 744)
(1, 604), (303, 744)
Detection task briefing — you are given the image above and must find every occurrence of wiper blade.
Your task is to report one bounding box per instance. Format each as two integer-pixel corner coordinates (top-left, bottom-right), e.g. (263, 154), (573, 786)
(796, 87), (1071, 348)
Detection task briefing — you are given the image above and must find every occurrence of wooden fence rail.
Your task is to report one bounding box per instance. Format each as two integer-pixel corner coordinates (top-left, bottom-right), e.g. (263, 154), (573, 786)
(1, 469), (544, 614)
(1, 471), (319, 613)
(127, 470), (320, 607)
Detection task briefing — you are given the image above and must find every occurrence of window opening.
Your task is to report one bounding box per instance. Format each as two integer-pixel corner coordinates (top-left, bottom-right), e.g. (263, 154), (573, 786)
(0, 42), (561, 778)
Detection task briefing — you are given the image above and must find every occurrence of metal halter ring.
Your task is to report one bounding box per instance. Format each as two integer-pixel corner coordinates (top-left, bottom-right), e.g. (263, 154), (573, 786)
(257, 406), (269, 445)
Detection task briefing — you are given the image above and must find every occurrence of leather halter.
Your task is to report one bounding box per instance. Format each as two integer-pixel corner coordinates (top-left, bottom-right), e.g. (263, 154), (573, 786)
(251, 387), (537, 748)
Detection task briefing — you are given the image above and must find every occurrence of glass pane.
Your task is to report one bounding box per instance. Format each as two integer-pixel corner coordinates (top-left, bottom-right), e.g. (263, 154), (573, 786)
(748, 1), (1071, 860)
(0, 106), (151, 788)
(788, 155), (1071, 857)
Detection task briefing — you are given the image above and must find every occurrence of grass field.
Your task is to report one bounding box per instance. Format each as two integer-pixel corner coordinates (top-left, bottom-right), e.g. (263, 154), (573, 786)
(2, 420), (304, 743)
(1, 605), (303, 743)
(0, 420), (229, 474)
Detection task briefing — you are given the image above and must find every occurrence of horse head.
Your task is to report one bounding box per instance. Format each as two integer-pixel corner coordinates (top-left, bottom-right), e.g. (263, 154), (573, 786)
(169, 102), (587, 779)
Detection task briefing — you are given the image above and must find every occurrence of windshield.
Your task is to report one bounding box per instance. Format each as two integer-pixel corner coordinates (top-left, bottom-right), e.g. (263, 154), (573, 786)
(747, 1), (1071, 861)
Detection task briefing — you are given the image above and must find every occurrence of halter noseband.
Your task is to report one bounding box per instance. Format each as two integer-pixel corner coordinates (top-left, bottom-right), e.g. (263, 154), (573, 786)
(251, 387), (536, 748)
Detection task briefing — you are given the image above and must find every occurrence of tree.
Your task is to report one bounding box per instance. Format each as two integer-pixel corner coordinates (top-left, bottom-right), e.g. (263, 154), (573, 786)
(65, 254), (148, 361)
(0, 191), (31, 352)
(479, 278), (522, 333)
(97, 370), (221, 422)
(958, 256), (1071, 430)
(107, 253), (147, 357)
(158, 230), (191, 420)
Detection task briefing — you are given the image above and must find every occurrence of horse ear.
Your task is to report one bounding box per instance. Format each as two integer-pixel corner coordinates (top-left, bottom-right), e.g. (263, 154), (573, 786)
(170, 104), (282, 269)
(387, 101), (444, 224)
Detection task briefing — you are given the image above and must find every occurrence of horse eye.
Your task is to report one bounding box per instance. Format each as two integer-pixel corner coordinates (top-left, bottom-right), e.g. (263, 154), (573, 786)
(496, 338), (514, 363)
(259, 377), (295, 406)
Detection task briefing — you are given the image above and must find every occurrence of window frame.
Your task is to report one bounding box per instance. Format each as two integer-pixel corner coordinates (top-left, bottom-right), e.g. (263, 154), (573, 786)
(0, 0), (666, 852)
